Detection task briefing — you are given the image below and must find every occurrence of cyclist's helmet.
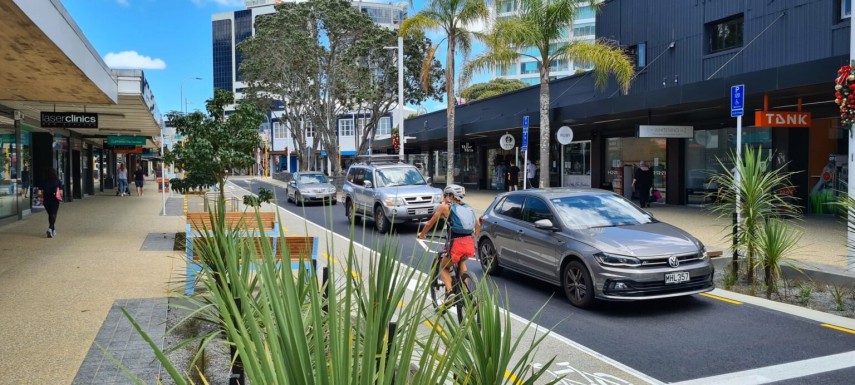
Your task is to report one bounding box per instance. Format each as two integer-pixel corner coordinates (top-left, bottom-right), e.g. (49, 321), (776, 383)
(443, 184), (466, 200)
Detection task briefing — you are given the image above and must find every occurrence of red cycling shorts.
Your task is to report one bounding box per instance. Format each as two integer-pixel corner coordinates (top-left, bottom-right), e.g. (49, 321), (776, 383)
(448, 236), (475, 264)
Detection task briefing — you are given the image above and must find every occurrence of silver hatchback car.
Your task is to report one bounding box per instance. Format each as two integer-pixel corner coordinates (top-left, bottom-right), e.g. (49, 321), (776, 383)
(477, 189), (714, 308)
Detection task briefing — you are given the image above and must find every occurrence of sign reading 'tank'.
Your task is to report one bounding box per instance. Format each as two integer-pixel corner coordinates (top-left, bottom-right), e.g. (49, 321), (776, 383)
(754, 111), (811, 128)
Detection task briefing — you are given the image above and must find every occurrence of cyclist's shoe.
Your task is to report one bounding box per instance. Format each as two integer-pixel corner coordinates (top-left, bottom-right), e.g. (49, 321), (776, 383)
(443, 292), (457, 306)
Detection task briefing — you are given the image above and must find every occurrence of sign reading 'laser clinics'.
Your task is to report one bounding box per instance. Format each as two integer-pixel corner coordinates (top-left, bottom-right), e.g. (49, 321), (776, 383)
(40, 112), (98, 128)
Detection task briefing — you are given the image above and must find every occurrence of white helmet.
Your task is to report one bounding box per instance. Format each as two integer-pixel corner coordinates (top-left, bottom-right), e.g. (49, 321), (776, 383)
(443, 184), (465, 200)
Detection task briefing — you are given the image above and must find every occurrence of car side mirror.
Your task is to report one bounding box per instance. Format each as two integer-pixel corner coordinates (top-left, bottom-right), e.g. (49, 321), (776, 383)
(289, 181), (296, 185)
(364, 180), (373, 189)
(534, 218), (559, 231)
(425, 177), (432, 184)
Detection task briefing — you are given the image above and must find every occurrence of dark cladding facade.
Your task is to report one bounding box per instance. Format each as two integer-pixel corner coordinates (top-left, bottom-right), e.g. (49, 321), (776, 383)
(399, 0), (850, 214)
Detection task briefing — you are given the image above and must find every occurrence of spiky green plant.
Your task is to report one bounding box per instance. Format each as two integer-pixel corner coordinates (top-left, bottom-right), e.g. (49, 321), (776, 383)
(708, 147), (800, 284)
(830, 285), (847, 312)
(797, 282), (813, 306)
(118, 201), (558, 384)
(755, 218), (802, 299)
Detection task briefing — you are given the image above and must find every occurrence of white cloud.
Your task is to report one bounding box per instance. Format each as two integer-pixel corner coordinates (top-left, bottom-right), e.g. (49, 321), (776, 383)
(190, 0), (245, 7)
(116, 0), (130, 5)
(104, 51), (167, 70)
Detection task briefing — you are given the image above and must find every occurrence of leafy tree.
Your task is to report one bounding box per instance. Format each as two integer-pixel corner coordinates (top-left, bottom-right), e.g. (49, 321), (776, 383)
(165, 89), (265, 199)
(240, 0), (443, 174)
(464, 0), (633, 188)
(401, 0), (490, 184)
(460, 78), (528, 101)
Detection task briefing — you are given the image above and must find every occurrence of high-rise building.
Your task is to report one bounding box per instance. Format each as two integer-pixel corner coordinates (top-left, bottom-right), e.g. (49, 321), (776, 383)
(491, 1), (597, 85)
(212, 0), (411, 174)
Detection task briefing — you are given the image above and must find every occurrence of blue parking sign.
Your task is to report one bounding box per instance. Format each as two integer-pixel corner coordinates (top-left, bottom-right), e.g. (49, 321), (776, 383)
(731, 85), (744, 117)
(522, 116), (529, 150)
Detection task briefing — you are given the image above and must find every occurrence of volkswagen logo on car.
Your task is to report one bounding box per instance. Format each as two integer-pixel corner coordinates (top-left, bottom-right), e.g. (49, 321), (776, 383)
(668, 256), (680, 268)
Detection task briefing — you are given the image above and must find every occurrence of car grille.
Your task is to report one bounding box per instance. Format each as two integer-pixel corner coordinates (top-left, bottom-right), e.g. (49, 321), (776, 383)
(404, 196), (433, 204)
(602, 274), (714, 297)
(639, 252), (704, 268)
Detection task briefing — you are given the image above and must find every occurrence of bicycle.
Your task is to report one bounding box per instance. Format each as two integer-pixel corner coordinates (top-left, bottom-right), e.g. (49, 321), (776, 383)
(426, 235), (479, 323)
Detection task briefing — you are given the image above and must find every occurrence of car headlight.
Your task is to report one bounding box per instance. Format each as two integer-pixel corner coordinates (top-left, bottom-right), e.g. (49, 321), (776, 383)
(383, 197), (405, 207)
(698, 242), (708, 261)
(594, 252), (642, 267)
(328, 186), (336, 193)
(433, 194), (443, 203)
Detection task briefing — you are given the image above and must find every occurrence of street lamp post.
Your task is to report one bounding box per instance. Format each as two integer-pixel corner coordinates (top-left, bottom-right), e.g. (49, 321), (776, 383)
(384, 36), (405, 161)
(159, 122), (167, 216)
(180, 77), (203, 114)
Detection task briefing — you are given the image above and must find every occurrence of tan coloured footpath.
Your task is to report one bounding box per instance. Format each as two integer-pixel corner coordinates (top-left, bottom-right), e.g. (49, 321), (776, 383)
(0, 186), (185, 384)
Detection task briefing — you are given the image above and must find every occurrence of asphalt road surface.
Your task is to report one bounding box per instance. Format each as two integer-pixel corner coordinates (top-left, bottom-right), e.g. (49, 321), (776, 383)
(234, 179), (855, 384)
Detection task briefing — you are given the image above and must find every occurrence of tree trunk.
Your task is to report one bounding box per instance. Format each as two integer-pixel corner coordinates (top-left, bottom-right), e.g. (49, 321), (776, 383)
(764, 263), (774, 299)
(446, 38), (456, 185)
(538, 66), (551, 188)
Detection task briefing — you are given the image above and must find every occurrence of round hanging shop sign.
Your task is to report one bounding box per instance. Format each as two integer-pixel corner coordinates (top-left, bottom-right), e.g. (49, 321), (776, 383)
(500, 134), (515, 150)
(556, 126), (574, 145)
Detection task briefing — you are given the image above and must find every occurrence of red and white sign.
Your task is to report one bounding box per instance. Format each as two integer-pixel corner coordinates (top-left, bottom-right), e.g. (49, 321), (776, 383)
(754, 111), (811, 128)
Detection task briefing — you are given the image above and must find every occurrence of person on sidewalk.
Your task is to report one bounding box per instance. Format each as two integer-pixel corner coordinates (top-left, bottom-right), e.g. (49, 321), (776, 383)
(133, 166), (146, 196)
(38, 168), (63, 238)
(525, 160), (537, 189)
(632, 160), (654, 208)
(507, 162), (520, 191)
(117, 163), (129, 197)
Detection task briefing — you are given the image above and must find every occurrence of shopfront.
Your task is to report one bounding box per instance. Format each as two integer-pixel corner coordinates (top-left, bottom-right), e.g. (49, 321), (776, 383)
(604, 137), (668, 202)
(561, 141), (591, 188)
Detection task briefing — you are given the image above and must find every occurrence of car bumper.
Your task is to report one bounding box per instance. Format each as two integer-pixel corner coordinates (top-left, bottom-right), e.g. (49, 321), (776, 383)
(299, 192), (337, 202)
(593, 262), (715, 300)
(383, 204), (439, 222)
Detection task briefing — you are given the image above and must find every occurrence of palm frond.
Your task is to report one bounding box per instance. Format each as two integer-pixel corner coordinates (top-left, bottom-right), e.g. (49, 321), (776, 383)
(462, 48), (521, 85)
(564, 38), (634, 93)
(400, 13), (443, 35)
(421, 44), (442, 92)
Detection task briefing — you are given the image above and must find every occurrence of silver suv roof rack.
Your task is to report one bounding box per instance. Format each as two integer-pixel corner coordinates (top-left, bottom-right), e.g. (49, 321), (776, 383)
(354, 155), (404, 165)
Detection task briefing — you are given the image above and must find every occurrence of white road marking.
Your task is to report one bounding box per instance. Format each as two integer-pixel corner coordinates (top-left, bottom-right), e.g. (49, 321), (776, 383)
(235, 180), (662, 384)
(669, 350), (855, 385)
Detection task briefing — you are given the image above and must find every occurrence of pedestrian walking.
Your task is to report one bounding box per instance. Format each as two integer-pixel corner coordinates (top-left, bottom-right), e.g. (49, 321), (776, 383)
(632, 160), (654, 208)
(117, 163), (128, 196)
(38, 168), (63, 238)
(133, 166), (146, 196)
(525, 160), (537, 189)
(507, 162), (520, 191)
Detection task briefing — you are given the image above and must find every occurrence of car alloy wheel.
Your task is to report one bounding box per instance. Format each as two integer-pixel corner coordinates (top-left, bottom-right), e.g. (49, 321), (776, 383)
(563, 260), (594, 308)
(374, 205), (389, 233)
(295, 192), (303, 205)
(478, 239), (503, 275)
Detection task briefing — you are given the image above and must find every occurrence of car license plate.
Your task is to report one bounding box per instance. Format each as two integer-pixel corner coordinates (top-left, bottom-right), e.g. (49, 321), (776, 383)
(665, 271), (690, 284)
(415, 208), (429, 215)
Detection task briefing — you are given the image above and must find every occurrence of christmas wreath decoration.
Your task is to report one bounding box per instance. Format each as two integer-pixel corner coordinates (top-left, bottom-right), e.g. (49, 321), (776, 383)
(834, 65), (855, 125)
(391, 127), (400, 153)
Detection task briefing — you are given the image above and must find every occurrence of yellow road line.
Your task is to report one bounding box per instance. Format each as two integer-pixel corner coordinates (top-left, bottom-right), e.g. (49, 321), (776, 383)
(504, 370), (520, 383)
(423, 320), (446, 338)
(821, 323), (855, 335)
(700, 292), (743, 305)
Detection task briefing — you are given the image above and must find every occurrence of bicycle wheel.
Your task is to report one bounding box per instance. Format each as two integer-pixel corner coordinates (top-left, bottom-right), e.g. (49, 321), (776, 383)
(455, 271), (479, 324)
(429, 258), (447, 309)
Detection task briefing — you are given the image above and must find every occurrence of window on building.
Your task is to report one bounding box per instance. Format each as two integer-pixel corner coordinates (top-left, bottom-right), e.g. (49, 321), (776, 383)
(708, 15), (744, 53)
(377, 117), (392, 136)
(576, 5), (595, 20)
(573, 22), (595, 37)
(520, 61), (539, 74)
(625, 42), (646, 68)
(304, 120), (313, 138)
(356, 118), (367, 136)
(498, 64), (518, 76)
(273, 122), (288, 140)
(496, 0), (517, 13)
(520, 77), (539, 86)
(362, 6), (391, 24)
(338, 118), (354, 136)
(843, 0), (852, 19)
(550, 59), (567, 71)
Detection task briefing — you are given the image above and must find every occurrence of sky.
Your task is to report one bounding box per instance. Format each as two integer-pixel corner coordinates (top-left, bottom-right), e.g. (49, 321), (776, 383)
(59, 0), (490, 116)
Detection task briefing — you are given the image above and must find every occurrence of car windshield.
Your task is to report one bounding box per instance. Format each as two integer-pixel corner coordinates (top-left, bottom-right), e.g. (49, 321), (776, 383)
(375, 167), (426, 187)
(299, 174), (328, 184)
(550, 193), (654, 229)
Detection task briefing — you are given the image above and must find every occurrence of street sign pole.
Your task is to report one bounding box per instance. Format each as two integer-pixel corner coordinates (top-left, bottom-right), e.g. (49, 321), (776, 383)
(849, 24), (855, 270)
(731, 84), (745, 272)
(522, 116), (529, 189)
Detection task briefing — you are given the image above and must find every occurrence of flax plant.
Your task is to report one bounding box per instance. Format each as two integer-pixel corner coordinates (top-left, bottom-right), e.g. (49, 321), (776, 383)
(755, 218), (802, 299)
(708, 147), (800, 284)
(119, 198), (556, 384)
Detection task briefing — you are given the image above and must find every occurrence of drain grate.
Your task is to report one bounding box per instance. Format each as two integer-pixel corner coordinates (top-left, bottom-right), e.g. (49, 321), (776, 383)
(141, 233), (176, 251)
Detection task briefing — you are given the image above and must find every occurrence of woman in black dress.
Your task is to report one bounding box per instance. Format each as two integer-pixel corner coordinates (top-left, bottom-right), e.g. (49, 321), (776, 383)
(632, 160), (654, 208)
(38, 169), (63, 238)
(507, 162), (520, 191)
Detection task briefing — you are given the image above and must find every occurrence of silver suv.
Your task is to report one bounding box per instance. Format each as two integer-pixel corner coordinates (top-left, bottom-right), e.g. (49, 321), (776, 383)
(343, 157), (443, 233)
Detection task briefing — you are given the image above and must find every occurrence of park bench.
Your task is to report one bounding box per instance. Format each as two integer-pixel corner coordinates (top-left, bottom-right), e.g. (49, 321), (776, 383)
(184, 211), (318, 295)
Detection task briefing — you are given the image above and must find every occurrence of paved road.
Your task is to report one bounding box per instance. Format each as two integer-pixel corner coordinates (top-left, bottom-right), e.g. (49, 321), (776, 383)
(234, 179), (855, 384)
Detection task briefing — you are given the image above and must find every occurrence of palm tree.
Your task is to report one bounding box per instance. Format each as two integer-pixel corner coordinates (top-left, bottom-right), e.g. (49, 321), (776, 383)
(401, 0), (490, 184)
(464, 0), (633, 188)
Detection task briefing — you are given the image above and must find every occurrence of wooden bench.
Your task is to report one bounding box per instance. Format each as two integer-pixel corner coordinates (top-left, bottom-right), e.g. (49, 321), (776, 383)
(184, 212), (318, 295)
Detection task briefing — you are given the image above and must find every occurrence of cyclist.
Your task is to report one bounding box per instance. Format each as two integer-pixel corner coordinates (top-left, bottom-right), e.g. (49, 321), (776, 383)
(418, 184), (481, 301)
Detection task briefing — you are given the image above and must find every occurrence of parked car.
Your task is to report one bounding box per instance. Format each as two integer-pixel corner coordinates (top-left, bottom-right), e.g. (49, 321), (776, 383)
(477, 188), (714, 308)
(286, 172), (337, 205)
(342, 156), (443, 233)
